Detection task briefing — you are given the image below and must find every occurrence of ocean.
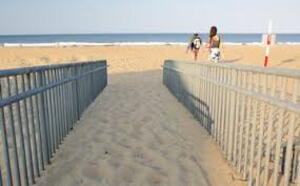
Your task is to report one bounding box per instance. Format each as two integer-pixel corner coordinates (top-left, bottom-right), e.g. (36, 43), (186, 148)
(0, 33), (300, 45)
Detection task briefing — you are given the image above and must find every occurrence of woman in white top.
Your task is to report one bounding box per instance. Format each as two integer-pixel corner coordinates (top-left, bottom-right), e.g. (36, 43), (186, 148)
(207, 26), (221, 63)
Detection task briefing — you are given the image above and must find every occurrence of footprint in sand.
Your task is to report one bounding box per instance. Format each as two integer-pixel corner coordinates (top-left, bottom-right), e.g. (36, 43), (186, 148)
(132, 147), (166, 176)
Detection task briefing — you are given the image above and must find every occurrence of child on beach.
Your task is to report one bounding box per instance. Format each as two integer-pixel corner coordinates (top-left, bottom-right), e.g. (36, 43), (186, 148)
(187, 33), (202, 61)
(207, 26), (221, 63)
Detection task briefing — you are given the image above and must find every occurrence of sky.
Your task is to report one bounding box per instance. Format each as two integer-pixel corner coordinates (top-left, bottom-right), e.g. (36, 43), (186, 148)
(0, 0), (299, 35)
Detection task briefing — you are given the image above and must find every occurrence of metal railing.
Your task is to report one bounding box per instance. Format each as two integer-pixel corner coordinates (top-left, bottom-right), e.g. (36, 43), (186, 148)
(0, 60), (107, 186)
(163, 60), (300, 186)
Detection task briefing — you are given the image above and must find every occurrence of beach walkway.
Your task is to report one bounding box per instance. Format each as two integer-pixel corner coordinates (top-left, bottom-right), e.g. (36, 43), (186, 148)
(36, 70), (244, 186)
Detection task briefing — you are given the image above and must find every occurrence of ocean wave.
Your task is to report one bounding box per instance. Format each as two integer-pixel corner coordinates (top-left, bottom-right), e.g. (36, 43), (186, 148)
(1, 42), (188, 47)
(1, 41), (300, 47)
(277, 42), (300, 45)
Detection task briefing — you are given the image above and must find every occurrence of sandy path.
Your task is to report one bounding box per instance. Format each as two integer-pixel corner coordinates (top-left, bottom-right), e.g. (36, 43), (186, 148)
(35, 70), (244, 186)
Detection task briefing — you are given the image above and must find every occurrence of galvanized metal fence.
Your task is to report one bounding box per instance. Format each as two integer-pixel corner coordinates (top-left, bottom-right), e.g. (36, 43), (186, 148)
(163, 60), (300, 186)
(0, 60), (107, 186)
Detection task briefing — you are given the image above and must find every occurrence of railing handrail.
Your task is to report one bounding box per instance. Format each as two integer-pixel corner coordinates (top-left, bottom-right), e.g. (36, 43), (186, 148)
(0, 65), (107, 108)
(0, 60), (106, 77)
(162, 65), (300, 115)
(163, 60), (300, 185)
(165, 59), (300, 79)
(0, 60), (107, 186)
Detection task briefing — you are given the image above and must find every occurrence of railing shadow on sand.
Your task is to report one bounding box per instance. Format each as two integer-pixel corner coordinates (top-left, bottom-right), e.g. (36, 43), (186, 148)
(173, 84), (214, 135)
(0, 61), (107, 186)
(163, 59), (300, 186)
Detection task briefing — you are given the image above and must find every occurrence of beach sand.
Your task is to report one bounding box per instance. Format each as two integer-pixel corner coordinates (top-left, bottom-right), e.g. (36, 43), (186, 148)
(0, 45), (299, 186)
(0, 45), (299, 71)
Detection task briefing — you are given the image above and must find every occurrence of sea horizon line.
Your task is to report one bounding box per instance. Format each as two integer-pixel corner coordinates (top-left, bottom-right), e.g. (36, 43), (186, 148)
(1, 32), (300, 37)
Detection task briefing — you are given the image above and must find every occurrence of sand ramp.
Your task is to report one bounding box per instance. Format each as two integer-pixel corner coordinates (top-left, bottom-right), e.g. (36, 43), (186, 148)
(36, 70), (243, 186)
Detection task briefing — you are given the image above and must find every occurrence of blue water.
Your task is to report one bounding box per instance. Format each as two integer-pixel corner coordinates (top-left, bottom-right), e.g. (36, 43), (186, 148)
(0, 33), (300, 44)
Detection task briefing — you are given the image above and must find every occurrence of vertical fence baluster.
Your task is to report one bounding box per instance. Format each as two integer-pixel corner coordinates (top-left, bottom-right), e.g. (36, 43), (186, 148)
(6, 76), (22, 186)
(27, 73), (40, 181)
(75, 67), (80, 120)
(207, 66), (212, 131)
(255, 74), (267, 186)
(47, 70), (56, 154)
(62, 68), (68, 136)
(0, 80), (13, 186)
(219, 68), (225, 148)
(248, 72), (258, 185)
(224, 69), (231, 157)
(272, 76), (287, 186)
(67, 67), (72, 131)
(40, 71), (51, 164)
(239, 72), (246, 167)
(283, 80), (299, 186)
(216, 67), (222, 144)
(72, 67), (77, 127)
(21, 74), (34, 184)
(13, 75), (30, 186)
(263, 75), (277, 186)
(228, 69), (237, 162)
(204, 66), (208, 131)
(33, 72), (44, 172)
(211, 67), (217, 138)
(42, 71), (52, 158)
(233, 70), (241, 166)
(72, 67), (78, 123)
(57, 69), (64, 142)
(50, 70), (59, 150)
(53, 69), (61, 146)
(242, 72), (252, 179)
(59, 68), (67, 138)
(238, 71), (247, 174)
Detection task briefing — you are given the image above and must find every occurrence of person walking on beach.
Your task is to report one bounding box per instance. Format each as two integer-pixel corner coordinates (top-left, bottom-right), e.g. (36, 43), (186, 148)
(207, 26), (221, 63)
(187, 33), (202, 61)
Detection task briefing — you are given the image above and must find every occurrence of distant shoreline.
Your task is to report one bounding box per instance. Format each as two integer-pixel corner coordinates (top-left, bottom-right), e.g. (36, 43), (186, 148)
(1, 33), (300, 36)
(1, 42), (300, 48)
(1, 33), (300, 45)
